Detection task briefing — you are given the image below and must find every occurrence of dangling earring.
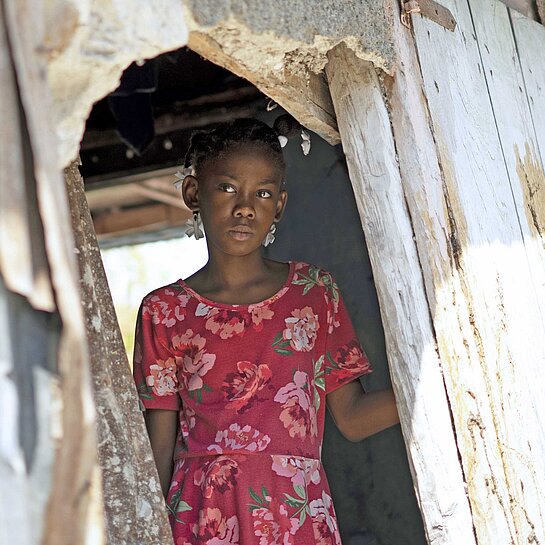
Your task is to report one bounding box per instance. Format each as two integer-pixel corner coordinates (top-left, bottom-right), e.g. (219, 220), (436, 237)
(263, 222), (276, 247)
(185, 210), (204, 240)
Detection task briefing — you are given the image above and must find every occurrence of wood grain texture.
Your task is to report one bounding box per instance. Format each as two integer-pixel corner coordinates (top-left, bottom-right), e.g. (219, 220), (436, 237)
(412, 0), (545, 542)
(511, 11), (545, 269)
(512, 10), (545, 171)
(326, 43), (475, 545)
(1, 0), (104, 543)
(387, 4), (482, 542)
(0, 0), (53, 311)
(65, 162), (173, 545)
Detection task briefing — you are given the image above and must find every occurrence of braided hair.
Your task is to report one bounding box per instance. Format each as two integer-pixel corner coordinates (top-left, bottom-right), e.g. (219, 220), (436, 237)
(182, 115), (301, 177)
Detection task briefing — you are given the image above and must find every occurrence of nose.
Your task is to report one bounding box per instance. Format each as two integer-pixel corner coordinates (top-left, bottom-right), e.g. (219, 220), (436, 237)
(233, 194), (256, 219)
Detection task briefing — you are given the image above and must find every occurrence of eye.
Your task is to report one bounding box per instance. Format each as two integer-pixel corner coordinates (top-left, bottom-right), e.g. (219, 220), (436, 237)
(218, 183), (236, 193)
(256, 189), (273, 199)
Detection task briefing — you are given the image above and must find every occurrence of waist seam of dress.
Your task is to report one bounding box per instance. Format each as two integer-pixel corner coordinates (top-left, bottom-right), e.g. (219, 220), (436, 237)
(176, 450), (321, 461)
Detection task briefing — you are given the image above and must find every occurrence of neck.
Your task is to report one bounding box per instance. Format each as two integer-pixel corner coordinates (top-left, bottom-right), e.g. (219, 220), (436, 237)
(202, 249), (271, 290)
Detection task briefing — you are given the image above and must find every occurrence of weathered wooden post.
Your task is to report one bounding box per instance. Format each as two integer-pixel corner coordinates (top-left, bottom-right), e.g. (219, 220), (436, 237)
(64, 161), (173, 545)
(325, 44), (476, 545)
(0, 1), (103, 544)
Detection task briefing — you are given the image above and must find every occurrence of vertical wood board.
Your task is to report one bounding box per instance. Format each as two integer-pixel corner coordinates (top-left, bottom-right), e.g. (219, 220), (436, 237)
(65, 162), (173, 545)
(2, 0), (104, 543)
(511, 11), (545, 151)
(326, 45), (476, 545)
(511, 10), (545, 254)
(413, 0), (545, 542)
(0, 0), (53, 311)
(467, 3), (545, 538)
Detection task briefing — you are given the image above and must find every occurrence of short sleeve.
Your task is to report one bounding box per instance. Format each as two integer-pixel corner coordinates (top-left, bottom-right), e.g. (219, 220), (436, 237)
(132, 299), (181, 411)
(324, 279), (372, 394)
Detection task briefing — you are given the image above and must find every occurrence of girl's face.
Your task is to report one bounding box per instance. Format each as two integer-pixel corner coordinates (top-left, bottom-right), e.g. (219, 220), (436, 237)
(182, 143), (287, 257)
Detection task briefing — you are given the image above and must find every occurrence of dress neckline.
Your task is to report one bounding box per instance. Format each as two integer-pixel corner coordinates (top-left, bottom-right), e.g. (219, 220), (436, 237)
(177, 261), (295, 310)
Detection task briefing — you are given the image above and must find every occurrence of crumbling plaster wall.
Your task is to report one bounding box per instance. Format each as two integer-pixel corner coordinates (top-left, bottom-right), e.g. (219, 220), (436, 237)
(46, 0), (189, 169)
(46, 0), (396, 168)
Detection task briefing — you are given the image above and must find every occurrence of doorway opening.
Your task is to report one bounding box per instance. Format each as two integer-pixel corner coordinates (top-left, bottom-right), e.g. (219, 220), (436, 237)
(80, 47), (425, 545)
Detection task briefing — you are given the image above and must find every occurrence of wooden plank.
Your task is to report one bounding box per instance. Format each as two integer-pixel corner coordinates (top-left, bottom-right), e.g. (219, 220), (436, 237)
(132, 183), (189, 209)
(325, 44), (476, 545)
(468, 11), (545, 530)
(0, 8), (32, 299)
(412, 0), (545, 542)
(0, 1), (54, 311)
(65, 162), (174, 545)
(93, 202), (189, 237)
(387, 5), (484, 541)
(512, 10), (545, 167)
(2, 1), (104, 543)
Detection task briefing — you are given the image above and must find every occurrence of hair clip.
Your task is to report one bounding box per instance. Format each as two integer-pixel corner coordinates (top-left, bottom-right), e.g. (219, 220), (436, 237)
(278, 135), (288, 148)
(301, 129), (311, 156)
(173, 165), (195, 189)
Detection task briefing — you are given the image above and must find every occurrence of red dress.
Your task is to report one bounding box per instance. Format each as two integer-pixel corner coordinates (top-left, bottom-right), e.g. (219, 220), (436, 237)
(133, 262), (372, 545)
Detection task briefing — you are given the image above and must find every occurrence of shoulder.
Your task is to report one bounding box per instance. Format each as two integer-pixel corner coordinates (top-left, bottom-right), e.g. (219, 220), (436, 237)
(141, 281), (187, 306)
(293, 261), (331, 277)
(292, 261), (336, 284)
(139, 281), (191, 323)
(290, 262), (339, 302)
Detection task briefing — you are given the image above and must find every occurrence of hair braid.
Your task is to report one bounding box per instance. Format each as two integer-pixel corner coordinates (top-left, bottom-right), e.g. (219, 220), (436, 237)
(182, 115), (301, 176)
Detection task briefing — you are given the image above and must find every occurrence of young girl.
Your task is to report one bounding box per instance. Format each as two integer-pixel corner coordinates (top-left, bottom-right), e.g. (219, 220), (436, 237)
(133, 117), (399, 545)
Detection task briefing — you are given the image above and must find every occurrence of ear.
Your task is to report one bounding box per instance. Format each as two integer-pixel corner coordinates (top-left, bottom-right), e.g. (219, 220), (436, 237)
(275, 189), (288, 221)
(181, 175), (199, 210)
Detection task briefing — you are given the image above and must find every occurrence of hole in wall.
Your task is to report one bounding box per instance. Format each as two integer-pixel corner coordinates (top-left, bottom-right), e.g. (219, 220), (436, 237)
(80, 46), (426, 545)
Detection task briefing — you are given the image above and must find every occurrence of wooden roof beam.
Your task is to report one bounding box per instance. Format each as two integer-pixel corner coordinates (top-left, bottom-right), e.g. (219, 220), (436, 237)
(93, 203), (190, 239)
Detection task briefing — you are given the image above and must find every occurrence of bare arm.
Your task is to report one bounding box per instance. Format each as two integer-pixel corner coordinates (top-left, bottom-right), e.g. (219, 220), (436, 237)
(326, 380), (399, 442)
(144, 409), (178, 498)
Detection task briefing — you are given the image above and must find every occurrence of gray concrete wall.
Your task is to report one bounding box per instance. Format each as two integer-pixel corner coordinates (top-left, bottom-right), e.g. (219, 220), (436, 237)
(264, 111), (426, 545)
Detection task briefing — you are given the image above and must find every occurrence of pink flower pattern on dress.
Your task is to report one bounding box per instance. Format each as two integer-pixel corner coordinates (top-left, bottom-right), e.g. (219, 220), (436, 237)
(253, 499), (300, 545)
(309, 492), (341, 545)
(282, 307), (319, 352)
(325, 293), (340, 334)
(274, 371), (318, 440)
(330, 341), (371, 386)
(204, 309), (249, 339)
(194, 456), (240, 499)
(146, 357), (178, 396)
(204, 306), (276, 339)
(180, 404), (196, 439)
(172, 329), (216, 391)
(208, 424), (271, 454)
(193, 508), (240, 545)
(222, 361), (272, 412)
(144, 291), (190, 328)
(271, 456), (321, 488)
(247, 304), (275, 331)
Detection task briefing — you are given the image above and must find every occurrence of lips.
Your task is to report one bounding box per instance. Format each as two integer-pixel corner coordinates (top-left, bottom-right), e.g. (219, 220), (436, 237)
(228, 225), (254, 240)
(229, 225), (252, 234)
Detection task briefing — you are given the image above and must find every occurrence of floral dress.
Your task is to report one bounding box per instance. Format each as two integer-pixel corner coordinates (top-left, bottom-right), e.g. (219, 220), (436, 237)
(133, 262), (372, 545)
